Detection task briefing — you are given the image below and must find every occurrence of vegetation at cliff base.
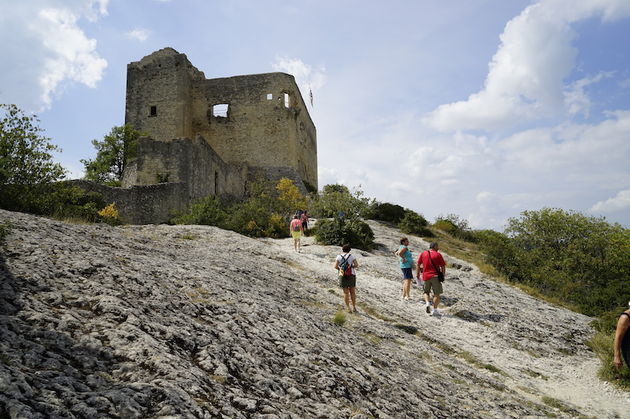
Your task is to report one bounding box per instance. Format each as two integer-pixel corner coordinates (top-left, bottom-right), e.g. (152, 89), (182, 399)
(172, 178), (307, 238)
(0, 104), (112, 222)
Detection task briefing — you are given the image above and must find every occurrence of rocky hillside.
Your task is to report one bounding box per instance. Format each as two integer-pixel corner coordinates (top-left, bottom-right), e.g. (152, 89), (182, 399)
(0, 209), (628, 418)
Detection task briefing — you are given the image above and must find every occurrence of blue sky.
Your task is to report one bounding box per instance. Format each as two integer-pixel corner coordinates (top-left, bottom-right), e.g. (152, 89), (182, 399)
(1, 0), (629, 230)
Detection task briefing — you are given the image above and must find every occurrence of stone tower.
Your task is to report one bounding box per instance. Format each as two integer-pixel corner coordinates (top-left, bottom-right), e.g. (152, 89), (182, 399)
(125, 47), (317, 192)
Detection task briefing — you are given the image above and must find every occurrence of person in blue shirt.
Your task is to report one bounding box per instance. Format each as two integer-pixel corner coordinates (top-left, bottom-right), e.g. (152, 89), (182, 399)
(395, 237), (414, 300)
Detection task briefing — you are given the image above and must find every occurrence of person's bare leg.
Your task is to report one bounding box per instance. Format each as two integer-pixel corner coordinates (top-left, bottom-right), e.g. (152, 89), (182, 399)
(343, 288), (351, 312)
(349, 287), (357, 312)
(424, 291), (432, 313)
(403, 279), (411, 298)
(433, 294), (441, 310)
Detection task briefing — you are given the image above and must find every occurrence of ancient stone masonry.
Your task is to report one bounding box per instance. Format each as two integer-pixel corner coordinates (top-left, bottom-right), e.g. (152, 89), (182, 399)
(124, 47), (317, 193)
(81, 47), (317, 224)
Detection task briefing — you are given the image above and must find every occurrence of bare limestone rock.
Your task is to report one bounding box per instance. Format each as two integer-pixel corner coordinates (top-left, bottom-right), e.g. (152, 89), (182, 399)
(0, 209), (628, 418)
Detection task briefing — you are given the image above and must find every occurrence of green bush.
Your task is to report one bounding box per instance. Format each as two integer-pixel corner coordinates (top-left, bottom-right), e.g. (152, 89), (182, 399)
(398, 210), (433, 237)
(0, 182), (106, 223)
(370, 202), (406, 223)
(172, 195), (227, 226)
(172, 178), (310, 239)
(478, 208), (630, 317)
(315, 218), (374, 250)
(310, 184), (373, 219)
(434, 213), (476, 242)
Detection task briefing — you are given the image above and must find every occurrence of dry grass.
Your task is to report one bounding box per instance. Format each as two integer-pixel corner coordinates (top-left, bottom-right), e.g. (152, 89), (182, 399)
(332, 310), (347, 326)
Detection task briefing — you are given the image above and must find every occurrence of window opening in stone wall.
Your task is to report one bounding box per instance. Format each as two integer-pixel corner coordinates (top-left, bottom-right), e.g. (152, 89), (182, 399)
(149, 106), (157, 117)
(214, 171), (218, 194)
(213, 104), (229, 118)
(267, 93), (273, 100)
(283, 93), (290, 108)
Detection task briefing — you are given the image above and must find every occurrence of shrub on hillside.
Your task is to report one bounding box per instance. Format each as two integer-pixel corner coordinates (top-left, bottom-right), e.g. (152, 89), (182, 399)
(172, 195), (227, 227)
(172, 178), (308, 239)
(479, 208), (629, 318)
(370, 202), (406, 223)
(398, 210), (433, 237)
(310, 184), (373, 219)
(315, 218), (374, 250)
(434, 213), (476, 242)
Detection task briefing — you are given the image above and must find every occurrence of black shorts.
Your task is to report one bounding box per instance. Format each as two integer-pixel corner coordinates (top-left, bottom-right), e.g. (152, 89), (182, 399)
(401, 268), (413, 280)
(339, 274), (356, 288)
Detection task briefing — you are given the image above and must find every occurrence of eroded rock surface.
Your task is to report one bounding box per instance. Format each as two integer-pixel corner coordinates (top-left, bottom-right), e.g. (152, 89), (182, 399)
(0, 210), (628, 418)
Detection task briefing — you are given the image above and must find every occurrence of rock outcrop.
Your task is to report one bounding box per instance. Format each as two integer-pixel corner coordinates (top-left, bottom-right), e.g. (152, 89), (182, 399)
(0, 209), (628, 418)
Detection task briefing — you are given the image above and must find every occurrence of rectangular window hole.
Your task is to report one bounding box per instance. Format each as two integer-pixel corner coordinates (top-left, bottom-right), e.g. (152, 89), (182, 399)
(284, 93), (290, 108)
(266, 93), (273, 100)
(149, 105), (157, 117)
(213, 103), (229, 118)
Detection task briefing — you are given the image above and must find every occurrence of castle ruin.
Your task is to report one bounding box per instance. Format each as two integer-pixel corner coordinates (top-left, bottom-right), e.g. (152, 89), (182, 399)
(76, 48), (317, 224)
(123, 47), (317, 195)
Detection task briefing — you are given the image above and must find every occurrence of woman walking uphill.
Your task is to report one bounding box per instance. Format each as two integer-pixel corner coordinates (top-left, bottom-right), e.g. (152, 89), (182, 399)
(395, 237), (414, 300)
(289, 214), (303, 252)
(334, 244), (359, 313)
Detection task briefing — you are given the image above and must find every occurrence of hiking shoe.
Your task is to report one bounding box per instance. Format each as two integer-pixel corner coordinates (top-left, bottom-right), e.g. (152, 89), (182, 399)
(431, 309), (440, 317)
(425, 304), (432, 314)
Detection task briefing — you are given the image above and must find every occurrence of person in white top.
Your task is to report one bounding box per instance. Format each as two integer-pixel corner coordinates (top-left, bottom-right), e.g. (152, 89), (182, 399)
(333, 243), (359, 313)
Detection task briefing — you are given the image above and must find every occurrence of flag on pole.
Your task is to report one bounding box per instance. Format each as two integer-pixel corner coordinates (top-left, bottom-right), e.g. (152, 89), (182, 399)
(309, 88), (313, 107)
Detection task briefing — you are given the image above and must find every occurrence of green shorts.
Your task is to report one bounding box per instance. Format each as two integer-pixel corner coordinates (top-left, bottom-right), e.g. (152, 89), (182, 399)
(291, 231), (301, 240)
(339, 274), (356, 288)
(422, 276), (443, 295)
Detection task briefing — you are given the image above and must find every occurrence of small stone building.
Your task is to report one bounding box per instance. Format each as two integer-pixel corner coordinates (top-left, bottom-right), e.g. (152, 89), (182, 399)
(122, 47), (317, 196)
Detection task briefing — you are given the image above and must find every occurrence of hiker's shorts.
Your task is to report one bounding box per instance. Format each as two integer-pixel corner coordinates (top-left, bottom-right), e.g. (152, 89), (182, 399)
(423, 276), (443, 295)
(292, 231), (301, 240)
(401, 268), (413, 280)
(339, 274), (356, 288)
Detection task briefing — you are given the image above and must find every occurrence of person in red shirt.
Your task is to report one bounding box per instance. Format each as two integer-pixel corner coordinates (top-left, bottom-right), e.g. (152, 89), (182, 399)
(289, 214), (304, 252)
(416, 242), (446, 316)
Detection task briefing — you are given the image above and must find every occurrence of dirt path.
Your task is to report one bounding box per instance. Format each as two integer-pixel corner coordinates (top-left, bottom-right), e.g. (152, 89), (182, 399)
(266, 220), (630, 418)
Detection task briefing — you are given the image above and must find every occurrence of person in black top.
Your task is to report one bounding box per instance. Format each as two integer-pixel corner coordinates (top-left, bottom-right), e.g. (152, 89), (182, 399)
(613, 306), (630, 371)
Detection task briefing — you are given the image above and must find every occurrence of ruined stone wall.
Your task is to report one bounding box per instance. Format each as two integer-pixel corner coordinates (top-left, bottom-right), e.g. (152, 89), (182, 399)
(121, 136), (247, 201)
(68, 180), (189, 224)
(125, 48), (318, 192)
(125, 48), (204, 142)
(190, 73), (318, 190)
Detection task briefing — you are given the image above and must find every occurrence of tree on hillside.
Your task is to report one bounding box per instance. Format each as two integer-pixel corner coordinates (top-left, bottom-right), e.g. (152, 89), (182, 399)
(481, 207), (630, 317)
(0, 104), (65, 186)
(311, 183), (373, 219)
(81, 125), (142, 186)
(276, 177), (308, 215)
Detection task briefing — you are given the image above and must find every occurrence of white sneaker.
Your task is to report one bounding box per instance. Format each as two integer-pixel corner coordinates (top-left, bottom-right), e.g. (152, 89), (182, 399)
(431, 309), (440, 316)
(425, 303), (432, 314)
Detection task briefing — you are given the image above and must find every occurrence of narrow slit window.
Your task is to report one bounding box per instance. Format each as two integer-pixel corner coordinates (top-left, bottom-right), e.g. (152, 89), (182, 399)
(283, 93), (290, 108)
(266, 93), (273, 100)
(212, 104), (228, 118)
(149, 105), (157, 117)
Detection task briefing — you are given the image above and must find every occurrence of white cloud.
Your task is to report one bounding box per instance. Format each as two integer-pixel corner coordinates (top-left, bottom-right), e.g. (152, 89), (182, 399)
(424, 0), (630, 132)
(590, 190), (630, 213)
(0, 1), (108, 111)
(126, 28), (150, 42)
(272, 57), (326, 106)
(564, 72), (613, 118)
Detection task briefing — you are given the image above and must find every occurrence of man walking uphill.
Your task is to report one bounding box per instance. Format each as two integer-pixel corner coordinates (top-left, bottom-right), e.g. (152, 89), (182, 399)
(417, 242), (446, 316)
